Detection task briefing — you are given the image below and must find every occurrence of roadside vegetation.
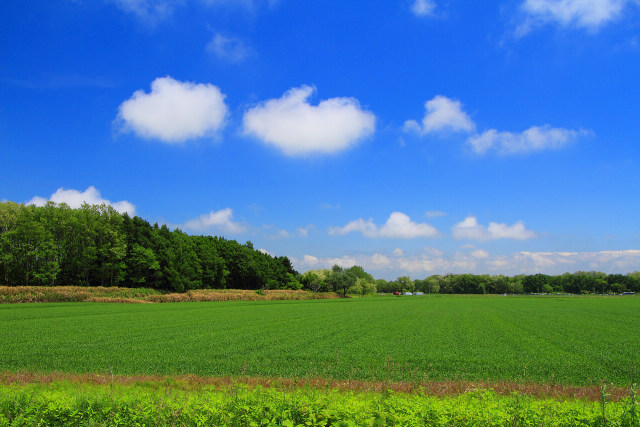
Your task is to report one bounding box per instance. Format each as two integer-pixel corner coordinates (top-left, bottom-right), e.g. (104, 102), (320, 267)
(1, 381), (638, 426)
(0, 286), (341, 304)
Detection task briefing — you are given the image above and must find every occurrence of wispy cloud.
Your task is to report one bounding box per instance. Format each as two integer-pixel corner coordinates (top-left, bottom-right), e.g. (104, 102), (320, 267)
(425, 210), (447, 218)
(110, 0), (177, 24)
(2, 74), (116, 90)
(183, 208), (248, 234)
(517, 0), (638, 35)
(452, 216), (537, 240)
(467, 125), (590, 155)
(293, 249), (640, 278)
(206, 33), (253, 63)
(411, 0), (437, 17)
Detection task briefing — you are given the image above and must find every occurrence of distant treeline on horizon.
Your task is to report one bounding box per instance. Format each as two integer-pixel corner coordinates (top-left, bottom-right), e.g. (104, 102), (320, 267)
(371, 271), (640, 295)
(1, 201), (639, 295)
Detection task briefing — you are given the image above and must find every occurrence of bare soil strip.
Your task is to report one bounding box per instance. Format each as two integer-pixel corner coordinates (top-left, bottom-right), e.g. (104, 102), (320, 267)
(0, 372), (630, 402)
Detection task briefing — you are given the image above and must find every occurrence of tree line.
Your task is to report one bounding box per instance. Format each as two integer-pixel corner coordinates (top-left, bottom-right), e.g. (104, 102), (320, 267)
(374, 272), (639, 295)
(1, 201), (638, 295)
(0, 201), (299, 292)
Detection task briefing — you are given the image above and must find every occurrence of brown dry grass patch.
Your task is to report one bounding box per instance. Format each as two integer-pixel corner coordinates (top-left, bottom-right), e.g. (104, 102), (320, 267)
(0, 286), (342, 304)
(0, 371), (630, 402)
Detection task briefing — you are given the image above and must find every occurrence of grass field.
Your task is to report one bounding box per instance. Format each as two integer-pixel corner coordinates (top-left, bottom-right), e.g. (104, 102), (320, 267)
(1, 295), (638, 387)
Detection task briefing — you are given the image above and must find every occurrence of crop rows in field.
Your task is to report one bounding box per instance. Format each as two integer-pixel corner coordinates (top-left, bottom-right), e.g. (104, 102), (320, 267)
(1, 296), (638, 386)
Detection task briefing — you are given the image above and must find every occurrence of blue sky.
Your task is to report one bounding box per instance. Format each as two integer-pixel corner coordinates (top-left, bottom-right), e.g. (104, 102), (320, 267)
(1, 0), (640, 279)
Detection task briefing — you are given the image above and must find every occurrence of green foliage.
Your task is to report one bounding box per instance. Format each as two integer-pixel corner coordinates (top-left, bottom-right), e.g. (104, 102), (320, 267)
(0, 296), (638, 386)
(326, 265), (359, 296)
(0, 382), (638, 426)
(350, 277), (376, 297)
(375, 271), (640, 295)
(0, 201), (299, 292)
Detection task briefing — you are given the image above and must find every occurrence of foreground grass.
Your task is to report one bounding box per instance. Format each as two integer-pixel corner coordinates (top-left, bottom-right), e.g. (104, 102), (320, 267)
(1, 381), (639, 426)
(0, 286), (341, 303)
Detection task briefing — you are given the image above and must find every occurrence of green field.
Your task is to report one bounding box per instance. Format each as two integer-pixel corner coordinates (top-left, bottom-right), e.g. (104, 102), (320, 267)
(1, 296), (639, 386)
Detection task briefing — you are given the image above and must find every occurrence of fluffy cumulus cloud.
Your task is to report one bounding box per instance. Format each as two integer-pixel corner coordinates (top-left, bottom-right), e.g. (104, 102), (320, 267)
(404, 95), (475, 135)
(117, 76), (228, 143)
(27, 186), (136, 215)
(242, 85), (376, 156)
(467, 125), (589, 155)
(206, 33), (252, 63)
(518, 0), (637, 33)
(183, 208), (248, 234)
(329, 212), (439, 239)
(452, 216), (537, 240)
(411, 0), (437, 16)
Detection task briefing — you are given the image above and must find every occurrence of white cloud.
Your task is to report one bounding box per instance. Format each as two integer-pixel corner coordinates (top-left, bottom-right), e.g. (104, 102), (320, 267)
(202, 0), (279, 10)
(206, 33), (252, 63)
(504, 249), (640, 272)
(297, 225), (314, 237)
(424, 246), (444, 256)
(242, 85), (376, 156)
(270, 229), (290, 239)
(518, 0), (636, 34)
(329, 212), (439, 239)
(258, 248), (271, 255)
(468, 125), (589, 155)
(183, 208), (248, 234)
(452, 216), (537, 240)
(110, 0), (175, 23)
(393, 248), (404, 256)
(411, 0), (437, 16)
(329, 218), (378, 238)
(471, 249), (490, 259)
(425, 210), (447, 218)
(371, 253), (391, 266)
(379, 212), (440, 238)
(293, 249), (640, 279)
(110, 0), (279, 23)
(27, 186), (136, 215)
(303, 255), (319, 265)
(117, 76), (228, 143)
(404, 95), (475, 135)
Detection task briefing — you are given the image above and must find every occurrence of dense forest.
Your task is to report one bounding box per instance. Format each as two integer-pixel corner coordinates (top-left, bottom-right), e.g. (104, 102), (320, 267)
(1, 201), (638, 295)
(0, 201), (299, 291)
